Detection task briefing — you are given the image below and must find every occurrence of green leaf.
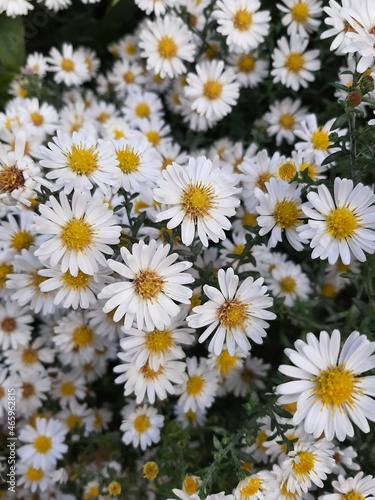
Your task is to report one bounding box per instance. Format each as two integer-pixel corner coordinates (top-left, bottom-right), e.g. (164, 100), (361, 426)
(331, 113), (349, 131)
(0, 14), (25, 71)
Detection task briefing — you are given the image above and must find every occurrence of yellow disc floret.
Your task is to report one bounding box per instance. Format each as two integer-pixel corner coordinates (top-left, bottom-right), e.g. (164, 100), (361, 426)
(233, 9), (253, 31)
(218, 300), (248, 330)
(203, 80), (223, 100)
(64, 145), (99, 175)
(60, 218), (93, 251)
(314, 364), (359, 408)
(285, 52), (304, 73)
(116, 146), (141, 174)
(273, 199), (301, 229)
(133, 415), (151, 434)
(186, 375), (205, 396)
(311, 128), (330, 150)
(33, 435), (52, 454)
(326, 207), (359, 240)
(180, 182), (217, 220)
(292, 451), (315, 476)
(157, 36), (178, 59)
(133, 268), (164, 301)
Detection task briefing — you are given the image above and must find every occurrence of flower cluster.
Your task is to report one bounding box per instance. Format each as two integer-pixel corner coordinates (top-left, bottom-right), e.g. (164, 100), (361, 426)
(1, 0), (375, 498)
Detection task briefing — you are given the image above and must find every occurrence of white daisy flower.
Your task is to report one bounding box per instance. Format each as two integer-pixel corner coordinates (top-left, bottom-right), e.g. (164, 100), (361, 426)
(281, 439), (335, 495)
(9, 369), (51, 418)
(19, 98), (59, 137)
(154, 156), (241, 247)
(244, 416), (273, 464)
(213, 0), (271, 53)
(114, 355), (187, 404)
(17, 463), (54, 493)
(139, 15), (196, 78)
(255, 178), (306, 252)
(0, 300), (33, 350)
(298, 177), (375, 265)
(18, 418), (67, 471)
(135, 0), (174, 16)
(271, 35), (321, 91)
(56, 400), (94, 435)
(234, 470), (278, 500)
(108, 59), (146, 98)
(266, 260), (311, 307)
(331, 445), (360, 476)
(229, 51), (269, 88)
(0, 0), (33, 17)
(47, 43), (89, 86)
(176, 356), (219, 412)
(0, 211), (36, 256)
(39, 130), (118, 195)
(276, 329), (375, 441)
(263, 98), (308, 146)
(174, 403), (207, 429)
(184, 60), (240, 121)
(225, 355), (271, 397)
(320, 0), (358, 53)
(262, 418), (306, 464)
(207, 345), (246, 380)
(24, 52), (48, 77)
(320, 471), (375, 500)
(119, 310), (194, 370)
(51, 371), (87, 407)
(120, 404), (164, 451)
(122, 90), (163, 124)
(137, 116), (171, 149)
(33, 190), (121, 276)
(111, 134), (162, 193)
(4, 338), (54, 374)
(98, 239), (194, 331)
(277, 0), (322, 38)
(264, 464), (314, 500)
(188, 267), (275, 356)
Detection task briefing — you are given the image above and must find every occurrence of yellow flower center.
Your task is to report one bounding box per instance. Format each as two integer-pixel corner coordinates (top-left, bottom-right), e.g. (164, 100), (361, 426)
(277, 162), (297, 181)
(285, 52), (305, 73)
(135, 102), (150, 118)
(161, 157), (173, 170)
(10, 230), (35, 252)
(183, 476), (200, 495)
(242, 212), (257, 227)
(279, 113), (295, 130)
(292, 451), (315, 476)
(66, 414), (82, 429)
(321, 283), (337, 298)
(21, 348), (38, 365)
(1, 317), (16, 333)
(143, 461), (159, 479)
(203, 80), (223, 100)
(157, 36), (178, 59)
(233, 243), (245, 255)
(33, 435), (52, 454)
(273, 199), (302, 229)
(107, 481), (122, 496)
(133, 415), (151, 434)
(89, 485), (99, 498)
(291, 2), (309, 23)
(280, 481), (298, 499)
(233, 9), (253, 31)
(256, 430), (268, 451)
(145, 328), (174, 355)
(60, 218), (93, 251)
(26, 467), (44, 482)
(237, 54), (255, 73)
(190, 293), (201, 309)
(97, 112), (109, 123)
(126, 44), (136, 55)
(280, 276), (297, 294)
(0, 263), (12, 288)
(140, 364), (163, 380)
(22, 382), (35, 399)
(218, 300), (248, 330)
(123, 71), (135, 83)
(180, 182), (217, 220)
(311, 128), (330, 150)
(116, 146), (141, 173)
(343, 491), (365, 500)
(256, 172), (273, 192)
(61, 270), (91, 289)
(299, 161), (316, 179)
(0, 165), (25, 193)
(240, 478), (262, 497)
(30, 111), (44, 127)
(64, 144), (99, 175)
(113, 129), (125, 140)
(72, 325), (94, 349)
(60, 381), (75, 397)
(30, 272), (47, 291)
(314, 364), (359, 407)
(216, 350), (239, 376)
(326, 207), (359, 240)
(61, 58), (75, 72)
(133, 268), (164, 301)
(146, 131), (161, 146)
(186, 375), (205, 396)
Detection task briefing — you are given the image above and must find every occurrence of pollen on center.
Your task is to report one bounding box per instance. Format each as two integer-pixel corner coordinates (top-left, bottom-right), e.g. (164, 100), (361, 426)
(133, 268), (165, 301)
(180, 181), (217, 220)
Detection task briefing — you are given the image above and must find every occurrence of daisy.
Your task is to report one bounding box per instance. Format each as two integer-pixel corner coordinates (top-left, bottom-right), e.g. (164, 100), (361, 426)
(153, 156), (241, 247)
(19, 98), (59, 137)
(108, 59), (146, 98)
(176, 356), (219, 412)
(86, 299), (123, 340)
(39, 130), (118, 195)
(331, 445), (360, 476)
(277, 0), (322, 38)
(51, 371), (87, 407)
(56, 400), (94, 435)
(4, 338), (54, 374)
(98, 239), (194, 331)
(234, 470), (277, 500)
(139, 15), (196, 78)
(255, 178), (306, 251)
(120, 404), (164, 451)
(320, 471), (375, 500)
(119, 310), (194, 370)
(33, 190), (121, 276)
(0, 300), (33, 350)
(298, 177), (375, 265)
(266, 261), (311, 307)
(17, 463), (54, 493)
(47, 43), (89, 86)
(225, 355), (271, 397)
(169, 475), (202, 500)
(281, 439), (335, 495)
(264, 464), (314, 500)
(0, 211), (36, 256)
(0, 0), (33, 17)
(113, 355), (187, 404)
(18, 418), (67, 471)
(184, 60), (240, 121)
(9, 370), (51, 418)
(111, 134), (162, 193)
(213, 0), (271, 53)
(135, 0), (174, 16)
(263, 98), (308, 146)
(122, 90), (164, 124)
(271, 35), (321, 91)
(187, 267), (275, 356)
(276, 329), (375, 441)
(137, 116), (171, 148)
(24, 52), (48, 77)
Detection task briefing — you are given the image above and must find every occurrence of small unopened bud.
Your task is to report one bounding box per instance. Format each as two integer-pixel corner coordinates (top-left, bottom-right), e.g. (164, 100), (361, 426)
(346, 91), (362, 107)
(360, 74), (375, 95)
